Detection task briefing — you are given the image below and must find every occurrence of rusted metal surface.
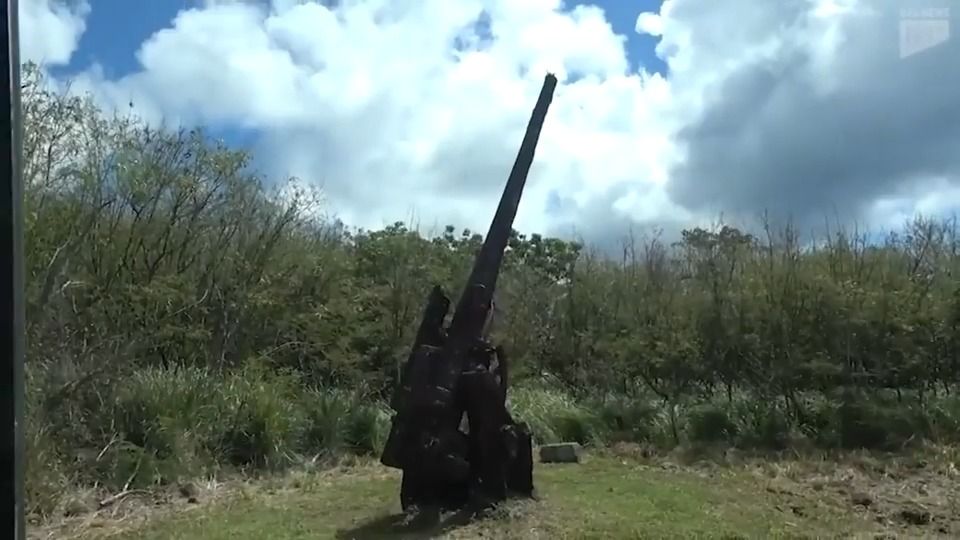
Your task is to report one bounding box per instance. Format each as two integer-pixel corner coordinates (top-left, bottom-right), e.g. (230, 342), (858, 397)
(380, 73), (558, 514)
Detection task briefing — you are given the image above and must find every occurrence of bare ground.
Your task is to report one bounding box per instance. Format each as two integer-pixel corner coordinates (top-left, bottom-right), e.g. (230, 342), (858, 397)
(27, 445), (960, 539)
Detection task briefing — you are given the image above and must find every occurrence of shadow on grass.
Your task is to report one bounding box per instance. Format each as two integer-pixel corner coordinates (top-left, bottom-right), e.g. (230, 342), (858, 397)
(334, 507), (484, 539)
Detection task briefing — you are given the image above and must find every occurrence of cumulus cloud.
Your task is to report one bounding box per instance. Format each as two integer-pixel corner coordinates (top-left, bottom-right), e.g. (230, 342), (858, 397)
(656, 0), (960, 233)
(21, 0), (90, 66)
(30, 0), (960, 247)
(63, 0), (680, 243)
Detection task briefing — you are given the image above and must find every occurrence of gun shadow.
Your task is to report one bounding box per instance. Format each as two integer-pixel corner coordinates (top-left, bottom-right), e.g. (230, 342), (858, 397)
(334, 507), (487, 539)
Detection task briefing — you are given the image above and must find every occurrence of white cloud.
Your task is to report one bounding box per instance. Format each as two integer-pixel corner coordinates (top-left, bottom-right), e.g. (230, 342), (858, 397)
(70, 0), (683, 241)
(867, 177), (960, 232)
(33, 0), (960, 246)
(661, 0), (960, 237)
(20, 0), (90, 67)
(635, 12), (662, 37)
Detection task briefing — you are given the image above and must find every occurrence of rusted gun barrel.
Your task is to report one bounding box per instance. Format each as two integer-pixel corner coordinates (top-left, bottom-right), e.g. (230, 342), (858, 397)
(381, 74), (558, 510)
(383, 72), (558, 461)
(426, 73), (558, 407)
(447, 73), (558, 340)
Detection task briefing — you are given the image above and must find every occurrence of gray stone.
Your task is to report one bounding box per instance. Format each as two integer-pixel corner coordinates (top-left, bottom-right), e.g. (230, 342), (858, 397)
(539, 443), (581, 463)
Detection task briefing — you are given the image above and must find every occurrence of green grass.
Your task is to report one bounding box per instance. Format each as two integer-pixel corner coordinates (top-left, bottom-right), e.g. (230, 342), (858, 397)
(46, 453), (891, 540)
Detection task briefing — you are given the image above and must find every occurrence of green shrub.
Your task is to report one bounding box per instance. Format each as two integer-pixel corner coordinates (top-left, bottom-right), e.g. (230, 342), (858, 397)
(687, 403), (738, 444)
(213, 363), (303, 469)
(926, 397), (960, 442)
(589, 394), (673, 446)
(508, 386), (606, 445)
(344, 401), (392, 455)
(110, 365), (223, 486)
(727, 398), (791, 450)
(300, 388), (354, 455)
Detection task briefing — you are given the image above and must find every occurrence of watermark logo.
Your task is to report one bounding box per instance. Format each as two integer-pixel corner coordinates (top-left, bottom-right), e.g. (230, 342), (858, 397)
(900, 7), (950, 58)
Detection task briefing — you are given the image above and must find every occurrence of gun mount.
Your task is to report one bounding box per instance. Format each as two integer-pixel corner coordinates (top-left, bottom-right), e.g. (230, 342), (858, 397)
(381, 73), (558, 515)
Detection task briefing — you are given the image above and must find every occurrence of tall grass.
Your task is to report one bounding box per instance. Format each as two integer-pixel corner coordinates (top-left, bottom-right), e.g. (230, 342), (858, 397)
(26, 359), (960, 519)
(25, 362), (390, 518)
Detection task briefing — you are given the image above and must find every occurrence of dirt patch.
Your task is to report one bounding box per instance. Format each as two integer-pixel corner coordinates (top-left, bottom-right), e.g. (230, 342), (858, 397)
(27, 478), (233, 540)
(27, 458), (390, 540)
(606, 441), (659, 461)
(600, 442), (960, 537)
(733, 446), (960, 538)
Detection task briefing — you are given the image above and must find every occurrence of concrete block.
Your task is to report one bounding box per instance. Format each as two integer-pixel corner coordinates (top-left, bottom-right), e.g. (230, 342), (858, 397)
(539, 442), (581, 463)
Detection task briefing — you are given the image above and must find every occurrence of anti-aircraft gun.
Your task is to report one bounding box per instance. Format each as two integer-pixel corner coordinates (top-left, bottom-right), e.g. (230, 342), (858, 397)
(380, 73), (558, 514)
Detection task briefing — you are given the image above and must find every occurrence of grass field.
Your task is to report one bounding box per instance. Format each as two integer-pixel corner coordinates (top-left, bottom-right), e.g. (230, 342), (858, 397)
(31, 445), (960, 539)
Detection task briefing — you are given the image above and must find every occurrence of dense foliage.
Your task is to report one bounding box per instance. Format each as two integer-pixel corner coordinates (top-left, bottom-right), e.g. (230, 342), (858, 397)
(21, 64), (960, 518)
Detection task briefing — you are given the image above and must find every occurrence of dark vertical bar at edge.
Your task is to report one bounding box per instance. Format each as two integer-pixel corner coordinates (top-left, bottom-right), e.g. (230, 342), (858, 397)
(1, 0), (25, 538)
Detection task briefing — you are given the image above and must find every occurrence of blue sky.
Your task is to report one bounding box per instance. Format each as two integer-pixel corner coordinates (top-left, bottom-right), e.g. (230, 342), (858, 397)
(56, 0), (666, 157)
(58, 0), (187, 78)
(65, 0), (666, 78)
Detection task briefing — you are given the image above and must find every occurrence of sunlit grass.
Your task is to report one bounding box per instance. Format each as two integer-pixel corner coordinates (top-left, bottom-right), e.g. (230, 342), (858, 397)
(52, 454), (887, 540)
